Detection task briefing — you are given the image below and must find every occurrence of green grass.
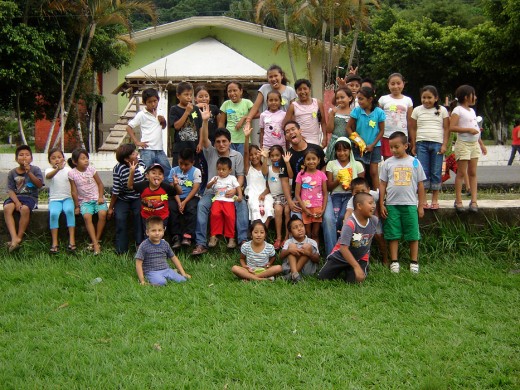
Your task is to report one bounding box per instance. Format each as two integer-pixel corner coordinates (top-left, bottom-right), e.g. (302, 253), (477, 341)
(0, 222), (519, 389)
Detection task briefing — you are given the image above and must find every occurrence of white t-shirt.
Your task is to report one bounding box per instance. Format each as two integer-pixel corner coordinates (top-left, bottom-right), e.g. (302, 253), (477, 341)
(45, 166), (72, 201)
(452, 106), (480, 143)
(411, 105), (449, 144)
(211, 175), (240, 202)
(378, 95), (413, 138)
(347, 189), (379, 210)
(128, 108), (165, 150)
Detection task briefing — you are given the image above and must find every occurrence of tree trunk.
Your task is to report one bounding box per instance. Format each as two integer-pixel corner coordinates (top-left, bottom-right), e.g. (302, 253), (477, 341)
(321, 21), (327, 86)
(283, 12), (298, 82)
(335, 26), (343, 83)
(15, 90), (28, 145)
(89, 72), (98, 152)
(347, 30), (359, 70)
(327, 5), (334, 87)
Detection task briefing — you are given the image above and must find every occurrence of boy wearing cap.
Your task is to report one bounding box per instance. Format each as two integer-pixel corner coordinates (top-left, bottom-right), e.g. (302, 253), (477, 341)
(128, 162), (182, 237)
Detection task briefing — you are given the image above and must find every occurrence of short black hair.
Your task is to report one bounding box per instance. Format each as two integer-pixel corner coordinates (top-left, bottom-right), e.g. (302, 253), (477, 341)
(146, 215), (163, 229)
(353, 192), (373, 209)
(284, 120), (300, 131)
(142, 88), (159, 104)
(345, 74), (362, 83)
(294, 79), (311, 90)
(388, 131), (408, 145)
(216, 157), (232, 169)
(47, 147), (64, 163)
(15, 145), (32, 158)
(287, 215), (303, 230)
(176, 82), (193, 95)
(115, 143), (136, 164)
(214, 128), (231, 142)
(351, 177), (369, 189)
(249, 219), (267, 235)
(179, 148), (195, 162)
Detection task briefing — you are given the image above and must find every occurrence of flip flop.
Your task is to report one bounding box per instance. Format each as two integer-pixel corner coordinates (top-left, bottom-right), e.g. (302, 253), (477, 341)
(49, 246), (59, 254)
(422, 203), (431, 209)
(430, 203), (440, 210)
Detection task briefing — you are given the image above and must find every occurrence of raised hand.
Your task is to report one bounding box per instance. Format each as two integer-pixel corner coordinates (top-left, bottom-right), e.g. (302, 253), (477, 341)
(283, 151), (292, 163)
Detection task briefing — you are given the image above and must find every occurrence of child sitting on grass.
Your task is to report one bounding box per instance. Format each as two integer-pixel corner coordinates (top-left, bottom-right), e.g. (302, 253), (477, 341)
(135, 216), (191, 286)
(231, 220), (282, 281)
(318, 192), (377, 283)
(207, 157), (243, 249)
(280, 215), (320, 283)
(3, 145), (43, 252)
(379, 131), (426, 274)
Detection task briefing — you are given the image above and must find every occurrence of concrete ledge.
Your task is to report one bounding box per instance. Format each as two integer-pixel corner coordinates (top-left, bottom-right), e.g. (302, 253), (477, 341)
(1, 203), (519, 246)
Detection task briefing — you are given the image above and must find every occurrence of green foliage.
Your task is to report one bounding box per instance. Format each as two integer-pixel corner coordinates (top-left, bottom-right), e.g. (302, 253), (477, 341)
(398, 0), (487, 28)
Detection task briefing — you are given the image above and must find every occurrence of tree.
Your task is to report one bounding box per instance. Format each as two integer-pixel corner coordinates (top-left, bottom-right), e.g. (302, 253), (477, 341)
(256, 0), (301, 82)
(44, 0), (157, 152)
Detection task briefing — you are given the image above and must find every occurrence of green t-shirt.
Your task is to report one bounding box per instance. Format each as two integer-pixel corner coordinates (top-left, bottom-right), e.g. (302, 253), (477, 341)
(220, 99), (253, 144)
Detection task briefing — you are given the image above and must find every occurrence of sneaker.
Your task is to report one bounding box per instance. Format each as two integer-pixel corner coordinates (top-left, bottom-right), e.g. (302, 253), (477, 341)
(227, 238), (237, 249)
(192, 245), (207, 256)
(208, 236), (218, 248)
(171, 235), (181, 249)
(410, 262), (419, 274)
(390, 261), (400, 273)
(181, 238), (192, 246)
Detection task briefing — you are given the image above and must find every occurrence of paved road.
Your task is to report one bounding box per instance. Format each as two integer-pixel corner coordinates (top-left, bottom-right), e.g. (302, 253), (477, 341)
(1, 166), (519, 190)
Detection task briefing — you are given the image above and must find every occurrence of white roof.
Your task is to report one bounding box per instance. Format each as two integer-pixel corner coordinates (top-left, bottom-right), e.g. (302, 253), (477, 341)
(126, 37), (267, 80)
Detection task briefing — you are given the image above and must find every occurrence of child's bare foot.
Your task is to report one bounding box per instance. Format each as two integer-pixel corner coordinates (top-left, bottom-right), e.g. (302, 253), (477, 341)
(9, 238), (22, 252)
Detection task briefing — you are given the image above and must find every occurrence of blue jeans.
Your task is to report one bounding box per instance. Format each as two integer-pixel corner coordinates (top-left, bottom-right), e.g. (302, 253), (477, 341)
(146, 268), (187, 286)
(508, 145), (520, 165)
(114, 198), (143, 254)
(416, 141), (443, 190)
(195, 192), (248, 247)
(331, 192), (352, 232)
(139, 149), (171, 173)
(290, 195), (337, 256)
(231, 143), (244, 156)
(48, 198), (75, 229)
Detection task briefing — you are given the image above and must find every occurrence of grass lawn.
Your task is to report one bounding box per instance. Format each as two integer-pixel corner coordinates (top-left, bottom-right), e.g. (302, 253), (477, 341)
(0, 222), (519, 389)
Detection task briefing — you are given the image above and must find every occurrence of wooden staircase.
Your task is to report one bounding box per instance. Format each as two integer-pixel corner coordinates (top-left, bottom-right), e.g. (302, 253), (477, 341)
(98, 91), (141, 152)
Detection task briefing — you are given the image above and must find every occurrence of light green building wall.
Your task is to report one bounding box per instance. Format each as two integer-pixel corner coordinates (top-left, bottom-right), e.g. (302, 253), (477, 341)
(107, 26), (310, 117)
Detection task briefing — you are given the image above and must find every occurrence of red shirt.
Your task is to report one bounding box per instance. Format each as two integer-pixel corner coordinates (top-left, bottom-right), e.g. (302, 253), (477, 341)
(513, 126), (520, 146)
(134, 181), (177, 220)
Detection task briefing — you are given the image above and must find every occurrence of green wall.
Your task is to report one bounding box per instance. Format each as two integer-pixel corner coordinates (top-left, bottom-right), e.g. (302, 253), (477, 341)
(116, 26), (309, 113)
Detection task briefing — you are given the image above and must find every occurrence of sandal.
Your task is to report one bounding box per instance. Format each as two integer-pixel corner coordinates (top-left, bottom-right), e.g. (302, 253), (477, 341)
(430, 203), (440, 210)
(468, 201), (479, 213)
(67, 244), (77, 252)
(422, 203), (431, 209)
(49, 246), (59, 255)
(273, 239), (282, 250)
(454, 201), (464, 212)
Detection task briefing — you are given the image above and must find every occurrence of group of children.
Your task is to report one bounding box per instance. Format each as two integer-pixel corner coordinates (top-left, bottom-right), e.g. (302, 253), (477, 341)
(3, 64), (488, 286)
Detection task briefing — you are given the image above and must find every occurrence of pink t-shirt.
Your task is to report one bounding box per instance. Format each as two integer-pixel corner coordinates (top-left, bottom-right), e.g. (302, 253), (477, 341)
(259, 109), (286, 149)
(68, 165), (99, 203)
(296, 170), (327, 208)
(292, 98), (321, 145)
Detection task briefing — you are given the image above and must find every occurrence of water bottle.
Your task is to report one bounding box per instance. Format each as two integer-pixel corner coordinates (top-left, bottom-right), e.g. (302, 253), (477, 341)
(259, 200), (265, 216)
(91, 277), (102, 285)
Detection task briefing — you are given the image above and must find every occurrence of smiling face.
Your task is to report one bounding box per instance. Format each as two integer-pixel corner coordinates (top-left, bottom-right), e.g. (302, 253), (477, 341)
(289, 219), (306, 241)
(421, 90), (438, 109)
(249, 147), (262, 166)
(296, 83), (311, 102)
(284, 123), (302, 146)
(146, 222), (165, 244)
(146, 167), (164, 187)
(358, 197), (376, 218)
(251, 223), (266, 244)
(195, 89), (210, 104)
(269, 148), (282, 163)
(304, 152), (319, 171)
(335, 144), (351, 162)
(335, 90), (352, 109)
(214, 135), (231, 155)
(267, 69), (283, 89)
(49, 150), (65, 168)
(267, 93), (281, 112)
(388, 76), (405, 97)
(227, 83), (242, 103)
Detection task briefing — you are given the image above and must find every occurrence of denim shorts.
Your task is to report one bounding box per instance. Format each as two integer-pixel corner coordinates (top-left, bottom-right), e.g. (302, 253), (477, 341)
(354, 146), (382, 165)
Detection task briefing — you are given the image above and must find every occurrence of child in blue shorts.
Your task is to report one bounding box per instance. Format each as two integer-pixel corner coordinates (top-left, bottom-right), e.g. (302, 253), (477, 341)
(3, 145), (43, 252)
(135, 216), (191, 286)
(379, 131), (426, 274)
